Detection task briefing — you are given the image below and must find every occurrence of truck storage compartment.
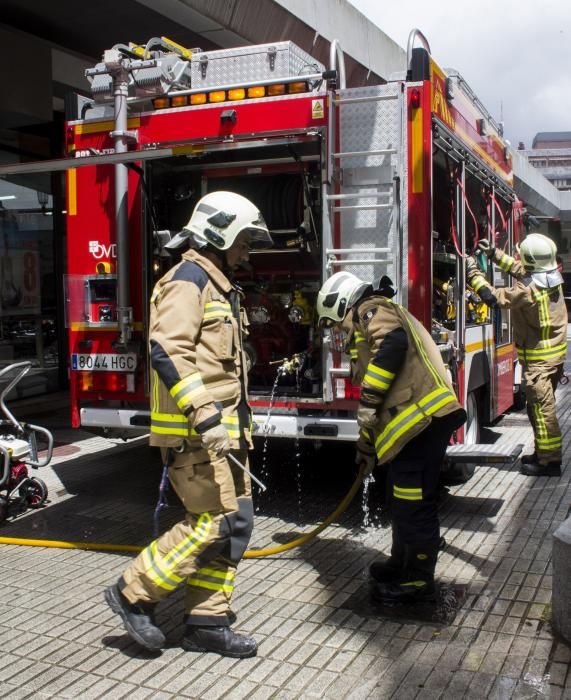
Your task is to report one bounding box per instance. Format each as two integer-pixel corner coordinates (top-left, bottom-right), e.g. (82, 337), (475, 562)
(147, 137), (324, 399)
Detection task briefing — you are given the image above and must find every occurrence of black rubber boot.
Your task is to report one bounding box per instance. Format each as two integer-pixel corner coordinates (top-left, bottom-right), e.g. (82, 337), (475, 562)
(371, 542), (439, 604)
(520, 460), (561, 477)
(369, 533), (405, 583)
(520, 452), (538, 465)
(182, 626), (257, 658)
(104, 583), (165, 651)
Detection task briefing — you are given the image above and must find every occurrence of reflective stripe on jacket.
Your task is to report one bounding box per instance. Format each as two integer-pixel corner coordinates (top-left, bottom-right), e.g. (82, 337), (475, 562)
(149, 249), (252, 448)
(469, 268), (567, 364)
(491, 249), (525, 279)
(352, 295), (463, 464)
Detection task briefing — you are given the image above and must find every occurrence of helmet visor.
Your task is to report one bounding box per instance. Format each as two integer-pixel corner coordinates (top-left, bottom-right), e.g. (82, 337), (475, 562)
(242, 226), (274, 249)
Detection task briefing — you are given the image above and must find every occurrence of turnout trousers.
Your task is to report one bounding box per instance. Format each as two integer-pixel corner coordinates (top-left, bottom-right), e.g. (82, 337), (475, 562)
(523, 359), (563, 465)
(120, 446), (253, 627)
(386, 412), (464, 553)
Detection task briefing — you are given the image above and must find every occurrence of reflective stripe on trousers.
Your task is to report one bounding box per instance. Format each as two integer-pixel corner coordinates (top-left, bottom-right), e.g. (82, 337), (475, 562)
(375, 387), (457, 461)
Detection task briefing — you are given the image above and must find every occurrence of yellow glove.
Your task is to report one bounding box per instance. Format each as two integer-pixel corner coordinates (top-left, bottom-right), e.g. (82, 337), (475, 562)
(357, 403), (378, 431)
(201, 424), (231, 457)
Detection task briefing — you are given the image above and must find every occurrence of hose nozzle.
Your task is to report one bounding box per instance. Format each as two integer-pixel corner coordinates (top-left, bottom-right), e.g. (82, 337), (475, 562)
(270, 353), (305, 376)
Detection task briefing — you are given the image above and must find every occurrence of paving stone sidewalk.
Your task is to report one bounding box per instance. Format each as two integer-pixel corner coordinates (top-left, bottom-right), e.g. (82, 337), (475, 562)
(0, 371), (570, 699)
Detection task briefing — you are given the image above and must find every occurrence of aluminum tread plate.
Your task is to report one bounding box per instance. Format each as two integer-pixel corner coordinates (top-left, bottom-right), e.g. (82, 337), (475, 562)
(446, 442), (524, 464)
(337, 84), (404, 293)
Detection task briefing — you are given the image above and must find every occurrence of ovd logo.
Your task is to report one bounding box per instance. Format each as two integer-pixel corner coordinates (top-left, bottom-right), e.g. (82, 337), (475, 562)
(89, 241), (117, 259)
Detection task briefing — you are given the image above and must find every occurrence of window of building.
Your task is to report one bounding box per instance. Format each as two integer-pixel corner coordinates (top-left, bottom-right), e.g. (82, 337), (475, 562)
(0, 175), (59, 398)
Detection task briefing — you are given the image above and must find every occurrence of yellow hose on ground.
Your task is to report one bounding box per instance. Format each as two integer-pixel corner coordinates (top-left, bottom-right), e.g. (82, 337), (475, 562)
(244, 466), (364, 558)
(0, 468), (365, 558)
(0, 538), (142, 553)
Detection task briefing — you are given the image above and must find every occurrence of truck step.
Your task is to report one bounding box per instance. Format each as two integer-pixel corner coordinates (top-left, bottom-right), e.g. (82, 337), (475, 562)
(445, 443), (523, 464)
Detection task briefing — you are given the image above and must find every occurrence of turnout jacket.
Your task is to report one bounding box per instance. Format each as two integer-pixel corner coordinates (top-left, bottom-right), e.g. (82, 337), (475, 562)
(468, 252), (567, 364)
(149, 249), (252, 449)
(347, 294), (464, 465)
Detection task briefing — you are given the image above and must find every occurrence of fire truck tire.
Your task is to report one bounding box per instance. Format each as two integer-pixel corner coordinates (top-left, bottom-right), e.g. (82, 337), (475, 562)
(464, 391), (481, 445)
(20, 478), (48, 508)
(442, 391), (480, 485)
(512, 384), (526, 411)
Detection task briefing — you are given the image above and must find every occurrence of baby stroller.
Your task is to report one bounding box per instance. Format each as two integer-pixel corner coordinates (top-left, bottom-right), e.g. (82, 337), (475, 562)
(0, 362), (54, 523)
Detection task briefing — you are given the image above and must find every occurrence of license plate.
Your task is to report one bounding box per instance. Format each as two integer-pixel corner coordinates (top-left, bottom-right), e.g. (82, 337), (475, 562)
(71, 353), (137, 372)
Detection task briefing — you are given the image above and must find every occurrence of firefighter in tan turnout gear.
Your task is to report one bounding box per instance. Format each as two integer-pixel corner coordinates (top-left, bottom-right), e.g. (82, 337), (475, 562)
(105, 192), (272, 657)
(469, 233), (567, 477)
(316, 272), (466, 603)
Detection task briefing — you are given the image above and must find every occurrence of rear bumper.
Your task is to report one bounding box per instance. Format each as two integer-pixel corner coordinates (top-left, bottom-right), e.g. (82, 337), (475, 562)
(80, 407), (360, 441)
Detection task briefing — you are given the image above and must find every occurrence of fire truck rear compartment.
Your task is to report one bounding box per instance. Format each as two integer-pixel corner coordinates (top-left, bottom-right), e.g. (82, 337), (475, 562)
(147, 139), (324, 399)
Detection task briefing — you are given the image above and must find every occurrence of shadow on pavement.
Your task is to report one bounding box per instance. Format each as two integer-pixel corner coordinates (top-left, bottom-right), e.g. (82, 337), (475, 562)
(1, 434), (509, 561)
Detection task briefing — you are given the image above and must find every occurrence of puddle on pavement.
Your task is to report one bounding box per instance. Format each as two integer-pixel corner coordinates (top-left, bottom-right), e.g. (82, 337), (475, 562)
(344, 581), (468, 625)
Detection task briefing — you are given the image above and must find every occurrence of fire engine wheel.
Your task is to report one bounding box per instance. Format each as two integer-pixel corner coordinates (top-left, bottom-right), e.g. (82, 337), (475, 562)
(0, 495), (8, 523)
(465, 392), (481, 445)
(456, 391), (480, 482)
(19, 478), (48, 508)
(443, 391), (480, 485)
(512, 384), (527, 411)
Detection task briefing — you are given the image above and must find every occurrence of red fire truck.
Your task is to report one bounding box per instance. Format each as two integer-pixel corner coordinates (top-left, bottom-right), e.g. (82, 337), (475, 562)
(5, 30), (526, 480)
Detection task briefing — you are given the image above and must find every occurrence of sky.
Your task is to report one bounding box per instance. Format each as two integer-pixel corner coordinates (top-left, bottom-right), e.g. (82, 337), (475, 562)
(348, 0), (571, 150)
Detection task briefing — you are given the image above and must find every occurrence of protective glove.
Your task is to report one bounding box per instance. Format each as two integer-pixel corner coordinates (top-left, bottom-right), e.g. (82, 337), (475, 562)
(357, 403), (378, 431)
(465, 255), (480, 281)
(477, 286), (497, 306)
(476, 239), (495, 258)
(355, 434), (377, 476)
(201, 423), (231, 457)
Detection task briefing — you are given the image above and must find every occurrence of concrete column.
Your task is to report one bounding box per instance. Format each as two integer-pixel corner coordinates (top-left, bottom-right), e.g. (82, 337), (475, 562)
(552, 517), (571, 644)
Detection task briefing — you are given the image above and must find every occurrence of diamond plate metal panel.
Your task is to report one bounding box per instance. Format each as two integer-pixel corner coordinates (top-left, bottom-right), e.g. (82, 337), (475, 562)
(191, 42), (324, 89)
(335, 84), (407, 301)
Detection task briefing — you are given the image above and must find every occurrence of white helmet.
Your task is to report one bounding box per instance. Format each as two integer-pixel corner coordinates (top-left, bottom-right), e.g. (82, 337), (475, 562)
(174, 191), (272, 251)
(518, 233), (557, 273)
(316, 272), (369, 326)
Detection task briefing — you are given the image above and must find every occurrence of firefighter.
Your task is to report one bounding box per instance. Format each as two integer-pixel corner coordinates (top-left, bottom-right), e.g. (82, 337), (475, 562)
(316, 272), (466, 603)
(469, 234), (567, 477)
(105, 192), (272, 657)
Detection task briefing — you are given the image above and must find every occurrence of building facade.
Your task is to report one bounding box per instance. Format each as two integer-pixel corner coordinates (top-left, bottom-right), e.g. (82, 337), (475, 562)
(523, 131), (571, 192)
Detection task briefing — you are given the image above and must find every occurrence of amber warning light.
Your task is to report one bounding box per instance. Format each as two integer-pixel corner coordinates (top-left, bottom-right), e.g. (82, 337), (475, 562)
(152, 82), (309, 110)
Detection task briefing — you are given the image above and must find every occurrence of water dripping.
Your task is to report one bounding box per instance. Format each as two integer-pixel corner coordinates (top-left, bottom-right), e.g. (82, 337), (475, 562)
(361, 473), (375, 529)
(294, 365), (303, 521)
(255, 372), (281, 513)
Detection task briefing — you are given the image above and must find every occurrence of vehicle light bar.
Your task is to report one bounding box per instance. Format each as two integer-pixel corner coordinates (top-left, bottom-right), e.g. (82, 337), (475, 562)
(151, 79), (311, 110)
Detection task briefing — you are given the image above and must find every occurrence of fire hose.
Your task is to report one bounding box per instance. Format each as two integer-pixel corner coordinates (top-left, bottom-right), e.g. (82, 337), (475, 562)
(0, 466), (366, 558)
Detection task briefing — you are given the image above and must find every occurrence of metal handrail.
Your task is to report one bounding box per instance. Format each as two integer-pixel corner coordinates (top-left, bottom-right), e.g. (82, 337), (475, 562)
(407, 29), (431, 71)
(329, 39), (347, 90)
